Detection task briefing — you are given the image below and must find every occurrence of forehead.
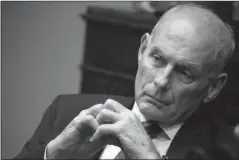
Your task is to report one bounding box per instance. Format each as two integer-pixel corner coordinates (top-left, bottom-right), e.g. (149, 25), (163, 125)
(150, 19), (213, 71)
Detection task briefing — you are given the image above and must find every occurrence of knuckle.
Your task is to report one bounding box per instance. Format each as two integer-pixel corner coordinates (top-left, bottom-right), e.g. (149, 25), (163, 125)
(79, 110), (87, 116)
(97, 103), (104, 107)
(105, 99), (113, 105)
(72, 117), (80, 126)
(93, 103), (103, 109)
(84, 115), (94, 123)
(101, 108), (108, 115)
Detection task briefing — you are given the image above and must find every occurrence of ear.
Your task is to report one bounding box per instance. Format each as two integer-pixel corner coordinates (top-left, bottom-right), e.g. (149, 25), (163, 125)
(138, 33), (150, 61)
(203, 73), (228, 103)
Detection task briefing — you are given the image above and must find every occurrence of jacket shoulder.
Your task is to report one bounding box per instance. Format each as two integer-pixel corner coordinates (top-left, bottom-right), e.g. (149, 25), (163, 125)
(212, 117), (239, 159)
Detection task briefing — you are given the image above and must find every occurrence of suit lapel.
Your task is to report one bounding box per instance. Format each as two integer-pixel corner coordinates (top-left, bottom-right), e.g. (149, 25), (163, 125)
(167, 110), (213, 159)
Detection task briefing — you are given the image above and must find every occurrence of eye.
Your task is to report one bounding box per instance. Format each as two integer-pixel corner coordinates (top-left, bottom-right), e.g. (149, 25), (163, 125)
(179, 70), (195, 83)
(152, 54), (161, 61)
(150, 52), (166, 67)
(175, 67), (195, 84)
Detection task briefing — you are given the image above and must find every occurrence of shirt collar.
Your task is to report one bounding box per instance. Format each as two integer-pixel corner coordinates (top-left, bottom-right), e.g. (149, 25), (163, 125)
(132, 102), (183, 140)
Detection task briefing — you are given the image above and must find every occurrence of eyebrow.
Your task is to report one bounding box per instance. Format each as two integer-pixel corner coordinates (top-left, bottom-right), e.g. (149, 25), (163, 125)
(176, 62), (201, 75)
(151, 47), (202, 73)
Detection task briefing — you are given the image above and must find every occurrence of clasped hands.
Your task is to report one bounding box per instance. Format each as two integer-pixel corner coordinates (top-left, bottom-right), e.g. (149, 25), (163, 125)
(46, 99), (161, 159)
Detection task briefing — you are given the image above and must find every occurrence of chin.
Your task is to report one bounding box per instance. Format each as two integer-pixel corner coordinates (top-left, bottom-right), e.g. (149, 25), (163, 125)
(138, 101), (168, 121)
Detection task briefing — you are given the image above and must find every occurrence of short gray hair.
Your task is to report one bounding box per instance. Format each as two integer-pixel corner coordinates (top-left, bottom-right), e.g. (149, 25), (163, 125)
(151, 3), (235, 78)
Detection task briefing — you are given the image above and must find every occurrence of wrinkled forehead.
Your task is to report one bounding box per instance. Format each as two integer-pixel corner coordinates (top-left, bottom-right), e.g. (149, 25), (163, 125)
(151, 20), (213, 67)
(153, 19), (196, 50)
(152, 15), (215, 53)
(151, 11), (222, 68)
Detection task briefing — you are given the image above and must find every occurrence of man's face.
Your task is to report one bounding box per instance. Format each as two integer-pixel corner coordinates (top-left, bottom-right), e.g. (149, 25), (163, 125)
(135, 19), (213, 124)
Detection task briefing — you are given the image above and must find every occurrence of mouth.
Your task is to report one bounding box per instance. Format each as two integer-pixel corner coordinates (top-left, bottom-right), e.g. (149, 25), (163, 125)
(144, 94), (168, 107)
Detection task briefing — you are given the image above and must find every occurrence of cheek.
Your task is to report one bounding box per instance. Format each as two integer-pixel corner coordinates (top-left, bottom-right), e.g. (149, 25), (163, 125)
(178, 80), (208, 102)
(172, 81), (207, 116)
(135, 59), (155, 92)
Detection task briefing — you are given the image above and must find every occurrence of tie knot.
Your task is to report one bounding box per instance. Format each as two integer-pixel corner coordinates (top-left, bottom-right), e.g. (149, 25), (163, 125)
(142, 121), (166, 139)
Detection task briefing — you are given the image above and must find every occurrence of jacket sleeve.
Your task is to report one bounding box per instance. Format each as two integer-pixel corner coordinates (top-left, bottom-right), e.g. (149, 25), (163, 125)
(14, 96), (60, 159)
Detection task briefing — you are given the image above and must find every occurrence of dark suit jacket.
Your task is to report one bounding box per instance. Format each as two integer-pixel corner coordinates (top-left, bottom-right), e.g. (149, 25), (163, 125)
(15, 94), (239, 159)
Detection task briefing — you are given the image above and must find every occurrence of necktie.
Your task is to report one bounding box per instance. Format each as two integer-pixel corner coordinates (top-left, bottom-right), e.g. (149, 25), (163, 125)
(114, 121), (167, 159)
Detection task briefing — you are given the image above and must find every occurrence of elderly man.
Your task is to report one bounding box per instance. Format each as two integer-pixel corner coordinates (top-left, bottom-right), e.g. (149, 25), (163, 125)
(15, 3), (238, 159)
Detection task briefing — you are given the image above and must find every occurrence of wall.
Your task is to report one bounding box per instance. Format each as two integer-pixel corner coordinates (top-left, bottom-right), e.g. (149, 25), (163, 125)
(1, 1), (131, 158)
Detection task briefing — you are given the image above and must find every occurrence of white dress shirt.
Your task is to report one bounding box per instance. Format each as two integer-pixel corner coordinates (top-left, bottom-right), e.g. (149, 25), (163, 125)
(99, 102), (183, 159)
(44, 102), (183, 159)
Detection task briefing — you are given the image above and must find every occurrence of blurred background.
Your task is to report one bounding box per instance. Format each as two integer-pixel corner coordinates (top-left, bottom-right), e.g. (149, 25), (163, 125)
(2, 1), (239, 158)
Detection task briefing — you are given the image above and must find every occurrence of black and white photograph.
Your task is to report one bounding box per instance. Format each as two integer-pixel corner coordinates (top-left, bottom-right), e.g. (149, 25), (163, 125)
(2, 1), (239, 159)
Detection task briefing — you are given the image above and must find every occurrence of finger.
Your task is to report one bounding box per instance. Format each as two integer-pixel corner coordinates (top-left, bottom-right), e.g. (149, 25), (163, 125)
(78, 115), (100, 139)
(78, 135), (120, 157)
(74, 115), (99, 131)
(89, 124), (119, 142)
(95, 109), (120, 125)
(81, 103), (104, 117)
(104, 99), (126, 113)
(82, 115), (99, 130)
(77, 135), (108, 156)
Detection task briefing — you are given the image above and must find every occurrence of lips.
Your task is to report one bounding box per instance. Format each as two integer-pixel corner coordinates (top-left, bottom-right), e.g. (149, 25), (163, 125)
(144, 93), (169, 106)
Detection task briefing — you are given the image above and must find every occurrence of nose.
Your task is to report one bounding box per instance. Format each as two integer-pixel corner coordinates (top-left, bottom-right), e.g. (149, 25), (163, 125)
(153, 65), (173, 91)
